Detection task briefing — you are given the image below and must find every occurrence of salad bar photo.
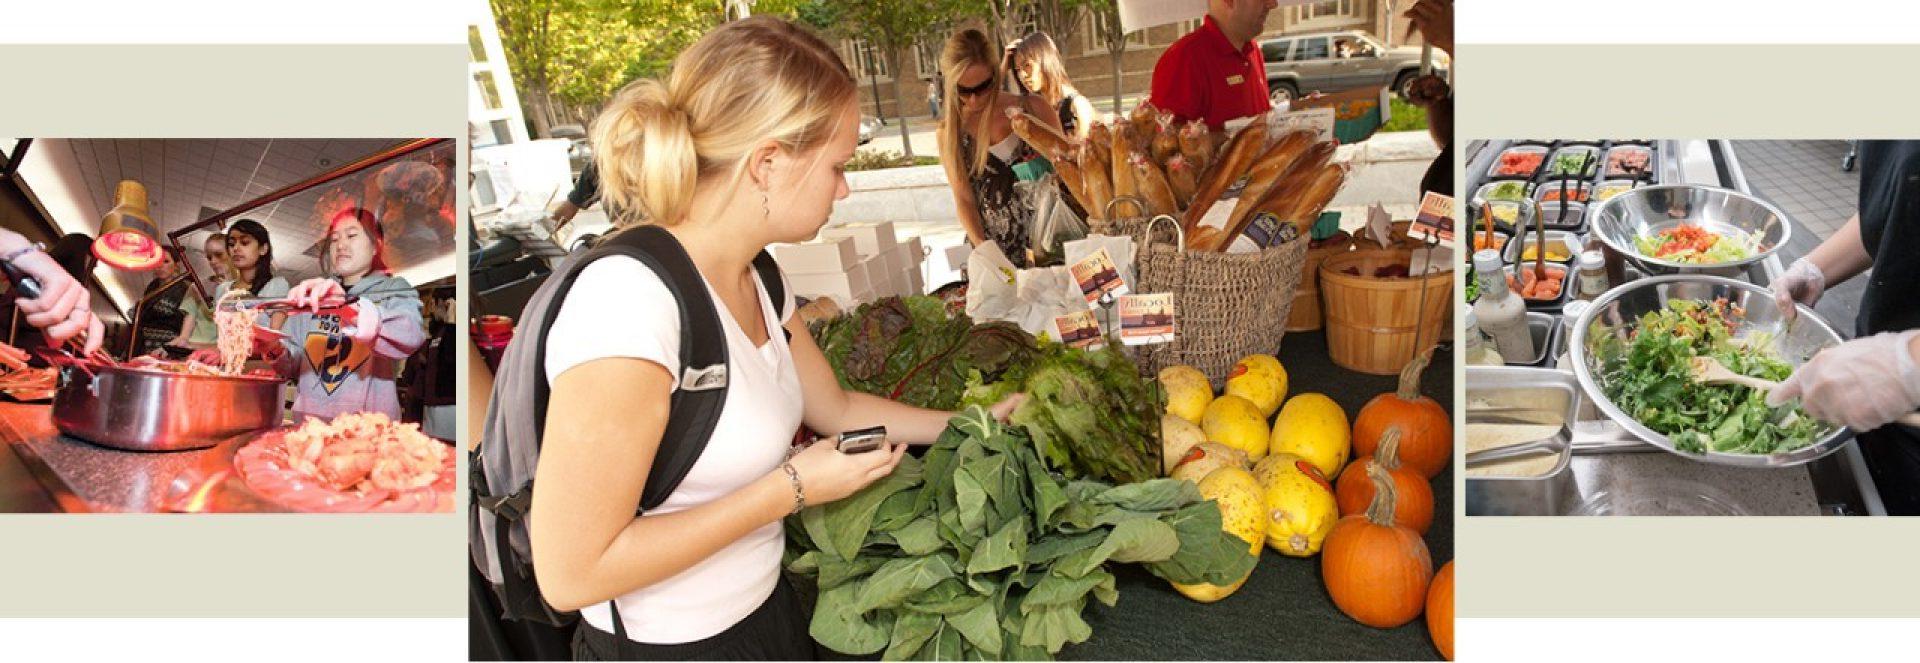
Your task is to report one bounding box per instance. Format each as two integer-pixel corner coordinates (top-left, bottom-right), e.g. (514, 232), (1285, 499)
(1462, 139), (1885, 517)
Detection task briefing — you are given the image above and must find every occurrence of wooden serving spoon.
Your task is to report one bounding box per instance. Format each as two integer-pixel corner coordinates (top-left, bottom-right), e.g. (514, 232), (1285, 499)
(1689, 356), (1920, 427)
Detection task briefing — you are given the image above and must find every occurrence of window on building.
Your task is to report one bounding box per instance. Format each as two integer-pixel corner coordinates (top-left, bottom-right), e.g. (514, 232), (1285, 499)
(467, 25), (487, 63)
(847, 38), (890, 80)
(1297, 37), (1330, 61)
(1296, 0), (1358, 21)
(489, 119), (513, 146)
(474, 71), (504, 111)
(1083, 9), (1149, 55)
(916, 40), (940, 81)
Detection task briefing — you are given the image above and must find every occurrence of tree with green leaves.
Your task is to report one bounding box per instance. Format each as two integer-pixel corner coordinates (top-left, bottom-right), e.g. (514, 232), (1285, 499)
(789, 0), (969, 160)
(491, 0), (724, 138)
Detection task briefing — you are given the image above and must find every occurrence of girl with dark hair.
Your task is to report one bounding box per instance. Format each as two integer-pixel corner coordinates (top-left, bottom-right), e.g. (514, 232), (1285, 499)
(270, 207), (425, 420)
(1009, 32), (1095, 140)
(217, 218), (292, 326)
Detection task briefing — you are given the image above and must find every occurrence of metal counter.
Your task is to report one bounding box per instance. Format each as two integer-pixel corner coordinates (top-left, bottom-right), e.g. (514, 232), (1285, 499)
(1463, 139), (1884, 516)
(0, 402), (286, 513)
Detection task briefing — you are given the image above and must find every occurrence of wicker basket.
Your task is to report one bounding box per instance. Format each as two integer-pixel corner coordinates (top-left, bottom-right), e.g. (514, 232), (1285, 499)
(1091, 214), (1310, 387)
(1320, 249), (1452, 375)
(1287, 231), (1354, 332)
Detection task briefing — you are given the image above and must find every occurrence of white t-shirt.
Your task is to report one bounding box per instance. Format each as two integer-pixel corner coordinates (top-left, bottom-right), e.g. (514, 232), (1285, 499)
(544, 256), (803, 644)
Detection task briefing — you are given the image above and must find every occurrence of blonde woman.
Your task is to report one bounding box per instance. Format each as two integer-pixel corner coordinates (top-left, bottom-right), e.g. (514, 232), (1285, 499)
(938, 28), (1065, 268)
(1009, 32), (1095, 141)
(528, 17), (1020, 660)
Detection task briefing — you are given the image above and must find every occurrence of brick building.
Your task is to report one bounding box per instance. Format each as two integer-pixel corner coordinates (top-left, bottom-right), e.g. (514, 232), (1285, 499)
(833, 0), (1416, 120)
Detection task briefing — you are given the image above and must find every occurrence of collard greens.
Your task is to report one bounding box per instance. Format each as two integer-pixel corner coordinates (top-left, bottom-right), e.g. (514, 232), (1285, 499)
(785, 407), (1257, 660)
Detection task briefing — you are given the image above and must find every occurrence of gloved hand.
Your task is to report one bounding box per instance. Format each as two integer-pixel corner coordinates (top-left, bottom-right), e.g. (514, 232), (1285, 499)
(187, 348), (223, 366)
(1771, 257), (1826, 321)
(1768, 330), (1920, 432)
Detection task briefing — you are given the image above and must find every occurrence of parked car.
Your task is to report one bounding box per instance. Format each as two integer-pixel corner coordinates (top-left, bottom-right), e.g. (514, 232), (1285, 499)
(550, 124), (592, 177)
(858, 115), (882, 145)
(1258, 30), (1448, 104)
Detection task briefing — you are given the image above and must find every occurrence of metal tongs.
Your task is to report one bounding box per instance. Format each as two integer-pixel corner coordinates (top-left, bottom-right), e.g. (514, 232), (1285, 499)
(218, 294), (358, 313)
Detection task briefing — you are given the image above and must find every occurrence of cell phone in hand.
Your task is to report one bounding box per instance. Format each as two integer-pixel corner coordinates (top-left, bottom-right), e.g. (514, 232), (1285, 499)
(837, 426), (888, 454)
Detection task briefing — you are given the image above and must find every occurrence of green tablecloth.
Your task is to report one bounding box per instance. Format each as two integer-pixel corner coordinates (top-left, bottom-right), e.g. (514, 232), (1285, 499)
(1062, 331), (1453, 661)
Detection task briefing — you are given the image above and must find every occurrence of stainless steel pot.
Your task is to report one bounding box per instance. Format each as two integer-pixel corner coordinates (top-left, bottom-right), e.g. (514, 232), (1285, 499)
(52, 364), (285, 451)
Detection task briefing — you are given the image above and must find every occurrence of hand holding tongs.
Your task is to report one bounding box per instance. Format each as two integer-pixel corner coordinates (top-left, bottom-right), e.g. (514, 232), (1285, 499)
(218, 294), (359, 314)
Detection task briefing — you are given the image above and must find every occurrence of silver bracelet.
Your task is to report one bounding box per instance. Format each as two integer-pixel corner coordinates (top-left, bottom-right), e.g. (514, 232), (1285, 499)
(780, 462), (806, 515)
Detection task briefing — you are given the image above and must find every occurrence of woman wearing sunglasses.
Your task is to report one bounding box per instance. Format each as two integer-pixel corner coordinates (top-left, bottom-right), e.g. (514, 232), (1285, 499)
(937, 28), (1065, 268)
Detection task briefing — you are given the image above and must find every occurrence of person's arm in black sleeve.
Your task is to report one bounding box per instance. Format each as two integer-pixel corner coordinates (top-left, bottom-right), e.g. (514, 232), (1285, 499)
(553, 161), (600, 226)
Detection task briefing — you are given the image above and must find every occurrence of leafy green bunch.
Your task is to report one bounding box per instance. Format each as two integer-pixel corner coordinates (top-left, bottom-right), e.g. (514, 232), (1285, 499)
(1599, 300), (1827, 454)
(785, 407), (1257, 660)
(812, 296), (1037, 410)
(961, 342), (1164, 485)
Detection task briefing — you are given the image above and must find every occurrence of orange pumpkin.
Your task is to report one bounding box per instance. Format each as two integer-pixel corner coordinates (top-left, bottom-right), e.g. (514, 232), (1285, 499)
(1322, 463), (1433, 628)
(1353, 350), (1451, 479)
(1428, 560), (1455, 660)
(1335, 428), (1435, 534)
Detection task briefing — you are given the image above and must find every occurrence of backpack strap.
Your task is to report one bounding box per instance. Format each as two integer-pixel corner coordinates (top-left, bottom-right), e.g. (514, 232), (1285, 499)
(579, 225), (731, 512)
(750, 249), (789, 341)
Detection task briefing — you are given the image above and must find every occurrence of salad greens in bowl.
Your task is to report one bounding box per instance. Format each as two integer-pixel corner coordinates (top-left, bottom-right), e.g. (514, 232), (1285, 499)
(1589, 184), (1789, 277)
(1568, 275), (1852, 467)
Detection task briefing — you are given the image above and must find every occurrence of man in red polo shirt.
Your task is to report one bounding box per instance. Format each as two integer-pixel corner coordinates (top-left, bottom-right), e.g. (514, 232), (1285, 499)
(1150, 0), (1278, 133)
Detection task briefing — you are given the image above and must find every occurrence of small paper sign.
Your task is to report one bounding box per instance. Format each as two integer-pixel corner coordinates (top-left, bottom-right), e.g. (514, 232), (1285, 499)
(1411, 191), (1455, 242)
(1275, 108), (1337, 143)
(1070, 247), (1128, 306)
(1052, 310), (1105, 350)
(1241, 212), (1304, 249)
(1118, 293), (1176, 346)
(1366, 204), (1394, 249)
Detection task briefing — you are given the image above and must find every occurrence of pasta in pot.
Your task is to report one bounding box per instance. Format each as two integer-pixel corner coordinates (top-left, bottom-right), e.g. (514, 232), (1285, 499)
(213, 288), (255, 375)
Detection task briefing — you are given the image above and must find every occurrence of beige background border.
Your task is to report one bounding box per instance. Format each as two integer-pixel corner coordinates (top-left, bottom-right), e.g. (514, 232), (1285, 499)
(1455, 44), (1920, 617)
(0, 44), (466, 617)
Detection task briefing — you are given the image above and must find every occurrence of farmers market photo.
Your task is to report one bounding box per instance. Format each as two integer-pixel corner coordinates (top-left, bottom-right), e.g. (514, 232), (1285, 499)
(0, 138), (459, 513)
(467, 0), (1455, 660)
(1464, 139), (1920, 517)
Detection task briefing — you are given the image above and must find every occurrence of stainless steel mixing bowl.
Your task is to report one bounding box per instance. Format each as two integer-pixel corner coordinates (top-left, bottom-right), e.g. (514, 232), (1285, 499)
(1567, 274), (1851, 468)
(1588, 184), (1791, 277)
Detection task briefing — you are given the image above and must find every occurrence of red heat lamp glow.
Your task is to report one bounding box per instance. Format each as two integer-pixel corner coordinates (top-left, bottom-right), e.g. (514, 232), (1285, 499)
(92, 180), (165, 271)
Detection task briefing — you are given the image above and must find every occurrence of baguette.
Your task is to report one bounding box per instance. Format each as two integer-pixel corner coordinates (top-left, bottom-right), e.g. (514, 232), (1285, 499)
(1081, 153), (1116, 220)
(1274, 163), (1348, 229)
(1053, 147), (1095, 217)
(1006, 106), (1075, 162)
(1150, 115), (1181, 164)
(1178, 116), (1269, 233)
(1177, 119), (1213, 173)
(1129, 101), (1159, 145)
(1110, 119), (1143, 217)
(1166, 155), (1199, 209)
(1212, 157), (1336, 252)
(1223, 137), (1333, 234)
(1131, 153), (1180, 218)
(1186, 225), (1223, 252)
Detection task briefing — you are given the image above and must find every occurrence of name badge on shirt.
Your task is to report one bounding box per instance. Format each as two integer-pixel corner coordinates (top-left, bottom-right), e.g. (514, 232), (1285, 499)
(1225, 74), (1245, 86)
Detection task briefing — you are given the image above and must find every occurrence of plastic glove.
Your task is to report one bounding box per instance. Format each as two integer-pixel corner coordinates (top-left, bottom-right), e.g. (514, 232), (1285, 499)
(285, 277), (346, 311)
(187, 348), (223, 365)
(1771, 257), (1826, 321)
(1768, 330), (1920, 432)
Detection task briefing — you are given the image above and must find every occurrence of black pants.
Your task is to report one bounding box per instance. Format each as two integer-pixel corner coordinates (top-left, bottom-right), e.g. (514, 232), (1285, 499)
(571, 576), (817, 661)
(1858, 424), (1920, 515)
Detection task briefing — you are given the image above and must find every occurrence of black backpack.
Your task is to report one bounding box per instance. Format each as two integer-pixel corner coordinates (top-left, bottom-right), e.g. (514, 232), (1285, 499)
(471, 224), (787, 630)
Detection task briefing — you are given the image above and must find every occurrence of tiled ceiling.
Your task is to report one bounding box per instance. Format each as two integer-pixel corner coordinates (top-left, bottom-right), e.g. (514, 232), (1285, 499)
(59, 138), (414, 282)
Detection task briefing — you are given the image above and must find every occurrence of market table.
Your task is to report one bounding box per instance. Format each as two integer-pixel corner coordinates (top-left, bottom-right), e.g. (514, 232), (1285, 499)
(813, 330), (1455, 661)
(1063, 331), (1453, 662)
